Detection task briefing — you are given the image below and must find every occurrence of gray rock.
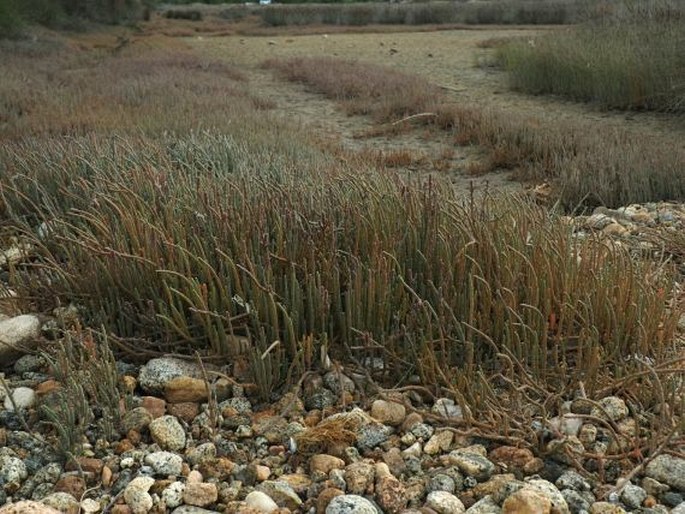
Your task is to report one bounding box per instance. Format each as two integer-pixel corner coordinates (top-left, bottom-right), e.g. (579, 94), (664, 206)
(149, 415), (186, 451)
(244, 490), (278, 513)
(525, 478), (570, 514)
(144, 451), (183, 476)
(556, 470), (592, 491)
(671, 502), (685, 514)
(41, 492), (80, 514)
(14, 355), (45, 374)
(171, 508), (222, 514)
(220, 396), (252, 414)
(427, 474), (456, 494)
(256, 480), (302, 509)
(562, 489), (592, 514)
(410, 422), (434, 440)
(185, 443), (217, 466)
(0, 315), (42, 362)
(660, 491), (683, 507)
(465, 495), (501, 514)
(357, 423), (392, 451)
(138, 357), (203, 394)
(323, 371), (356, 394)
(305, 388), (337, 410)
(447, 451), (495, 481)
(645, 455), (685, 491)
(326, 494), (378, 514)
(4, 387), (36, 411)
(0, 455), (28, 484)
(591, 396), (629, 421)
(432, 398), (464, 420)
(425, 490), (466, 513)
(620, 483), (647, 509)
(162, 481), (185, 509)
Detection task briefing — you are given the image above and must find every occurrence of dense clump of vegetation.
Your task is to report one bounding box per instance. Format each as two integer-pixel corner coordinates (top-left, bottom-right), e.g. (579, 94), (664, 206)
(496, 0), (685, 112)
(266, 56), (685, 208)
(0, 0), (148, 36)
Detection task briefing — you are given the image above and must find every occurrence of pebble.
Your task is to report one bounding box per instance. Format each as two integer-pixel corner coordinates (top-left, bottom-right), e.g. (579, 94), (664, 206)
(3, 387), (36, 411)
(310, 454), (346, 474)
(432, 398), (464, 420)
(162, 481), (186, 509)
(590, 396), (629, 421)
(244, 490), (279, 513)
(138, 358), (204, 394)
(255, 480), (302, 509)
(424, 431), (454, 455)
(425, 490), (466, 513)
(164, 376), (208, 403)
(645, 454), (685, 490)
(502, 488), (552, 513)
(41, 492), (80, 514)
(371, 399), (406, 426)
(123, 476), (155, 514)
(325, 494), (379, 514)
(183, 482), (218, 507)
(447, 450), (495, 481)
(144, 451), (183, 476)
(149, 415), (187, 451)
(619, 482), (647, 509)
(0, 501), (61, 513)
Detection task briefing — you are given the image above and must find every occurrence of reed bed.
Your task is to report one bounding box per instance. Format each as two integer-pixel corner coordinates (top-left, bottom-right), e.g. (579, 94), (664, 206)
(266, 56), (685, 208)
(496, 1), (685, 112)
(0, 36), (682, 444)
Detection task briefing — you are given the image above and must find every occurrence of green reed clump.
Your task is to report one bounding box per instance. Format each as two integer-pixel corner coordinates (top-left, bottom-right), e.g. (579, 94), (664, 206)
(1, 132), (679, 416)
(496, 1), (685, 112)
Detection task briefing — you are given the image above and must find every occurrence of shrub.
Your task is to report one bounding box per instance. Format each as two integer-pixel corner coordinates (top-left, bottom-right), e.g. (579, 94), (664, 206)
(496, 1), (685, 112)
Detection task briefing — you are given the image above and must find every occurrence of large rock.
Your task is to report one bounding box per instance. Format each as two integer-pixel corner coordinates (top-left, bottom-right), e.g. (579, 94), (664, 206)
(0, 501), (61, 513)
(326, 494), (378, 514)
(149, 415), (186, 451)
(0, 315), (42, 362)
(138, 357), (204, 394)
(124, 476), (155, 514)
(371, 399), (406, 426)
(645, 455), (685, 491)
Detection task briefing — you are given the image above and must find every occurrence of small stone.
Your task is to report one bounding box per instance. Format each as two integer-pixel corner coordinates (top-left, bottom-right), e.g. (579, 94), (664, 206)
(425, 490), (466, 514)
(183, 482), (218, 507)
(489, 446), (535, 474)
(54, 475), (86, 500)
(138, 358), (203, 394)
(80, 498), (101, 514)
(0, 501), (61, 513)
(549, 414), (583, 437)
(0, 455), (28, 484)
(344, 461), (375, 495)
(323, 372), (356, 395)
(140, 396), (166, 419)
(102, 466), (113, 488)
(185, 442), (217, 466)
(123, 476), (155, 514)
(162, 482), (185, 509)
(401, 412), (423, 432)
(122, 407), (153, 433)
(447, 451), (495, 481)
(245, 491), (279, 513)
(42, 492), (80, 514)
(144, 451), (183, 476)
(525, 479), (569, 514)
(578, 424), (598, 447)
(502, 488), (551, 514)
(402, 442), (422, 459)
(167, 402), (200, 423)
(4, 387), (36, 410)
(376, 475), (408, 513)
(465, 495), (502, 514)
(356, 422), (392, 451)
(432, 398), (464, 420)
(310, 454), (346, 475)
(371, 399), (406, 426)
(620, 483), (647, 509)
(165, 376), (208, 403)
(561, 489), (592, 513)
(256, 480), (301, 510)
(556, 470), (591, 491)
(645, 454), (685, 490)
(640, 477), (669, 497)
(325, 494), (378, 514)
(76, 457), (104, 476)
(661, 492), (684, 507)
(589, 502), (626, 513)
(590, 397), (628, 422)
(317, 488), (344, 513)
(149, 415), (186, 451)
(424, 431), (454, 455)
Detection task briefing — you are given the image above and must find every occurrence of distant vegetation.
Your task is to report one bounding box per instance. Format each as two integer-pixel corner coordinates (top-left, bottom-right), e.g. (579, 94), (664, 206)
(496, 0), (685, 112)
(0, 0), (149, 36)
